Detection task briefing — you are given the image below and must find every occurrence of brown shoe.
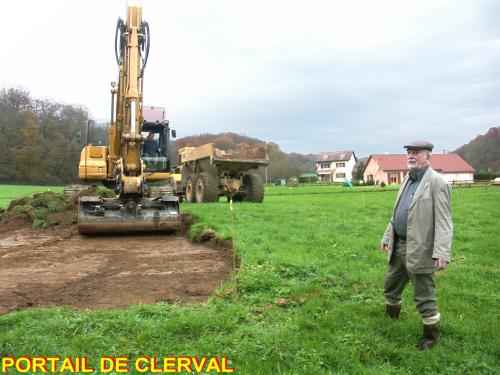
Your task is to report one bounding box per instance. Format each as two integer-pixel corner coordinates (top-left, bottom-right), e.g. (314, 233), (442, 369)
(385, 304), (401, 319)
(418, 323), (438, 351)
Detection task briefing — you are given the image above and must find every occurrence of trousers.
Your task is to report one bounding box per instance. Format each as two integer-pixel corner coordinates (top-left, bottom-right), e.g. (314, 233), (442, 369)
(384, 238), (438, 318)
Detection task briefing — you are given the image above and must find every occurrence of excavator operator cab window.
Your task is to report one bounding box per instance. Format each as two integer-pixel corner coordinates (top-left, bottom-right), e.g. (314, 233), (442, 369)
(141, 126), (169, 172)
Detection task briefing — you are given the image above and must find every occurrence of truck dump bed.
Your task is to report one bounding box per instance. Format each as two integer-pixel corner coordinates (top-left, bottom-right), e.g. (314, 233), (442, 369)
(179, 143), (268, 173)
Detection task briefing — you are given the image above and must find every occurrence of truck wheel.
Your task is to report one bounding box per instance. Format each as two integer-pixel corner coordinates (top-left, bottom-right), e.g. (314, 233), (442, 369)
(186, 176), (195, 203)
(244, 173), (264, 202)
(195, 172), (219, 203)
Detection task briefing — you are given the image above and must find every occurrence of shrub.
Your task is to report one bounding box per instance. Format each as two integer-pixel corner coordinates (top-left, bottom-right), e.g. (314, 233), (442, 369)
(298, 174), (318, 183)
(474, 172), (500, 181)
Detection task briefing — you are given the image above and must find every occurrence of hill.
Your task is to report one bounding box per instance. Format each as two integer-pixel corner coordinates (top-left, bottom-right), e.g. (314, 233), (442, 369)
(173, 132), (265, 150)
(453, 126), (500, 172)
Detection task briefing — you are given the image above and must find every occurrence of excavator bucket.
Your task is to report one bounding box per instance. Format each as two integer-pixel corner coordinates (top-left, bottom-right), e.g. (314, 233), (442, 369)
(77, 195), (180, 234)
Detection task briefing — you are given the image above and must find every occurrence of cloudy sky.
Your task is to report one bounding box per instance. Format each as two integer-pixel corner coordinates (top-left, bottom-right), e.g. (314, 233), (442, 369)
(2, 0), (499, 156)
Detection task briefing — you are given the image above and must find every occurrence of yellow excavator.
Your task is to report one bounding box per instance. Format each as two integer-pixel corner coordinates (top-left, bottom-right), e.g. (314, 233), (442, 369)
(77, 2), (180, 234)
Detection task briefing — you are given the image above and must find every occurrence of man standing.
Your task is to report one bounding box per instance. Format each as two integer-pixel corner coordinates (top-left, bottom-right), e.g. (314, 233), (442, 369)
(381, 140), (453, 350)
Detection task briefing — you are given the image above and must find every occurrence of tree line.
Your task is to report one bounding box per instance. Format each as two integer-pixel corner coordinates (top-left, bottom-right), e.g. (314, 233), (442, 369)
(0, 88), (107, 185)
(0, 87), (319, 186)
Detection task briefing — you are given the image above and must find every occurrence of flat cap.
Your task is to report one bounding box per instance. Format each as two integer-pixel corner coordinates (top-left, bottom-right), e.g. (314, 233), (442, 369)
(404, 140), (434, 151)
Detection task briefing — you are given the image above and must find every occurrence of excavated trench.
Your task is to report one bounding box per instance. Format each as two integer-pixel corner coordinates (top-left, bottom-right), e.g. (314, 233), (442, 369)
(0, 194), (233, 315)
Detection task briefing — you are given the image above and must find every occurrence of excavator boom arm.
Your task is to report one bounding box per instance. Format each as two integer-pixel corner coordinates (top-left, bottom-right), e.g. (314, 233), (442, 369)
(77, 2), (180, 234)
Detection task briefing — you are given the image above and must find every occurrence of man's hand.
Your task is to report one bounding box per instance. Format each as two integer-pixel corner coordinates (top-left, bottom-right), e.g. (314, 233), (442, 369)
(380, 243), (388, 252)
(434, 258), (449, 270)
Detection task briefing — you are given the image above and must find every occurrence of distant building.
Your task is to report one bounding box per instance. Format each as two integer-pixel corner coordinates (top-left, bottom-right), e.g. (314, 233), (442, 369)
(363, 153), (475, 184)
(272, 179), (286, 186)
(316, 150), (357, 182)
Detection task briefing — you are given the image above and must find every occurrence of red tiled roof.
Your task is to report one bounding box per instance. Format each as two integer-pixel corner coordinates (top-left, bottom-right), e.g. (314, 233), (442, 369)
(431, 154), (476, 172)
(369, 154), (407, 171)
(368, 153), (475, 173)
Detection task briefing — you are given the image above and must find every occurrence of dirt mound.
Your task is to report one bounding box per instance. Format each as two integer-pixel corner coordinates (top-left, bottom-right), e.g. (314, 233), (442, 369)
(1, 186), (166, 233)
(1, 191), (74, 233)
(7, 196), (30, 211)
(65, 185), (108, 210)
(0, 212), (31, 234)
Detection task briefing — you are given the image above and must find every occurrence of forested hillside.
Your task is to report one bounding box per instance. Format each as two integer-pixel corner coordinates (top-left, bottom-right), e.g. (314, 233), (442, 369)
(4, 86), (496, 185)
(0, 88), (317, 185)
(453, 126), (500, 172)
(0, 89), (319, 187)
(0, 88), (107, 185)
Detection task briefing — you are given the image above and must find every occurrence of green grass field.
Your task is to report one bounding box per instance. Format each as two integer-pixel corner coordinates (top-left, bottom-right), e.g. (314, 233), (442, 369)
(0, 185), (64, 209)
(264, 184), (400, 196)
(0, 184), (498, 374)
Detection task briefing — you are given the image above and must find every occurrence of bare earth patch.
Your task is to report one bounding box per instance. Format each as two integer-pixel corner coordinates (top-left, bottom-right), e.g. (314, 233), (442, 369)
(0, 228), (233, 314)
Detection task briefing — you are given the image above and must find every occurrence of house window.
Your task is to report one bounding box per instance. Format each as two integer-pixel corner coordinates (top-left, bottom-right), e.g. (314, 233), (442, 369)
(336, 162), (345, 167)
(336, 173), (346, 178)
(367, 174), (374, 181)
(320, 163), (330, 169)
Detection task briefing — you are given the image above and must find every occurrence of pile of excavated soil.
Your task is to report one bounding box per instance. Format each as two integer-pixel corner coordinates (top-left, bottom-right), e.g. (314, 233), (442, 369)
(0, 193), (234, 315)
(2, 191), (76, 234)
(0, 186), (114, 235)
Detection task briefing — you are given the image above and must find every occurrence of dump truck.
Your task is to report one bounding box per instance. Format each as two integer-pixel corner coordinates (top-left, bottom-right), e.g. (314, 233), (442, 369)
(77, 2), (180, 233)
(170, 143), (269, 203)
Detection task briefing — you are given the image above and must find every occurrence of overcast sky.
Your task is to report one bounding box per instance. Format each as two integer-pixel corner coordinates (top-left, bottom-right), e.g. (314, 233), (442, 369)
(2, 0), (499, 156)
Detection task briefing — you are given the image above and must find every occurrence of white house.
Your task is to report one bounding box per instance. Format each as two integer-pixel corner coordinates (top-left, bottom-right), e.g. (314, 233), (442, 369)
(316, 150), (357, 182)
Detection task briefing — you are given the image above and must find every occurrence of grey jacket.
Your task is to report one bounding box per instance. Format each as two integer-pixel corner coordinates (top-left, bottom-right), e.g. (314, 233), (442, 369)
(381, 166), (453, 273)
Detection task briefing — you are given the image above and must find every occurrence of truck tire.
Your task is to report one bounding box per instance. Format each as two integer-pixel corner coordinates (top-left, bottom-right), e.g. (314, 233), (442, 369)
(195, 172), (219, 203)
(244, 173), (264, 202)
(185, 176), (196, 203)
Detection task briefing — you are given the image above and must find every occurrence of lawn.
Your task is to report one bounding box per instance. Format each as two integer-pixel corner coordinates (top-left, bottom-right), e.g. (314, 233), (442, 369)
(0, 185), (64, 209)
(264, 183), (400, 196)
(0, 184), (498, 374)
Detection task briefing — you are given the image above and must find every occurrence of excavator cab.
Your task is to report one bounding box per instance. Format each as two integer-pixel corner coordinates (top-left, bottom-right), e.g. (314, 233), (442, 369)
(140, 106), (176, 183)
(141, 122), (172, 173)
